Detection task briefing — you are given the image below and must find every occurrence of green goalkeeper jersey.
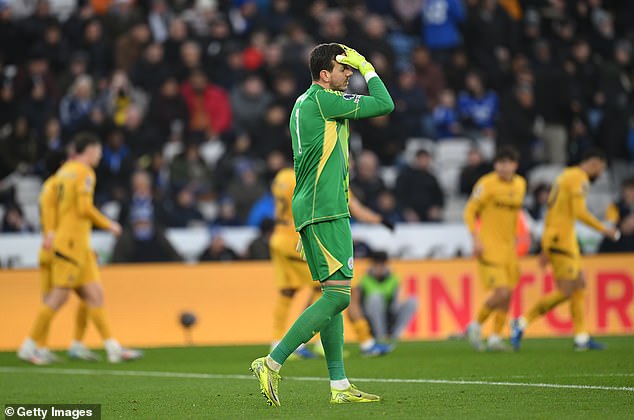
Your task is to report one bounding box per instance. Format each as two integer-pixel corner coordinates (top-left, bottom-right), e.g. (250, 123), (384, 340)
(290, 76), (394, 231)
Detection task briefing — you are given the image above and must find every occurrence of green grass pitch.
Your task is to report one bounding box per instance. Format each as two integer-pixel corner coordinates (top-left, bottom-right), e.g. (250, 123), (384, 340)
(1, 337), (633, 419)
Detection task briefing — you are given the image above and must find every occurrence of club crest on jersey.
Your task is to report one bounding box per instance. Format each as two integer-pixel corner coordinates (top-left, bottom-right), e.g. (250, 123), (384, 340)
(84, 177), (93, 191)
(347, 257), (354, 270)
(342, 93), (361, 103)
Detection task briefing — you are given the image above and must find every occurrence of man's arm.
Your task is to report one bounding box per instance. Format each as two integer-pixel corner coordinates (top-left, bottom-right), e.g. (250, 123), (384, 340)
(77, 171), (120, 233)
(349, 193), (394, 230)
(316, 78), (394, 121)
(39, 179), (58, 249)
(571, 185), (618, 240)
(463, 181), (485, 256)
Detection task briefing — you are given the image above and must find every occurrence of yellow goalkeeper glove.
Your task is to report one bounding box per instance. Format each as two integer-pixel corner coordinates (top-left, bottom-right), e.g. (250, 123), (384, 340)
(336, 44), (375, 77)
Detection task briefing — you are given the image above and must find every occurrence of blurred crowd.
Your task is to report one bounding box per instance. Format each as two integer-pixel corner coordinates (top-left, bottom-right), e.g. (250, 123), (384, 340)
(1, 0), (633, 258)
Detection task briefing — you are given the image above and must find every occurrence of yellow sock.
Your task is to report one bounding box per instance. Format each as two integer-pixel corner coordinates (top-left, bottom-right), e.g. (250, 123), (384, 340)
(31, 305), (56, 347)
(74, 302), (89, 342)
(273, 294), (293, 341)
(492, 310), (507, 336)
(88, 306), (113, 340)
(571, 289), (585, 335)
(352, 318), (373, 343)
(476, 305), (493, 325)
(526, 291), (568, 324)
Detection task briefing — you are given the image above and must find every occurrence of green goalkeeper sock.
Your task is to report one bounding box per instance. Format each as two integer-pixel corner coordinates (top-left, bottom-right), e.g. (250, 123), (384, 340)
(320, 312), (346, 380)
(270, 285), (351, 366)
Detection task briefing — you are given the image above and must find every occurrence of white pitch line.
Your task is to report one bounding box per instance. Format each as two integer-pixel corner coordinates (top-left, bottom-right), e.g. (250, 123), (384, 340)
(0, 367), (633, 393)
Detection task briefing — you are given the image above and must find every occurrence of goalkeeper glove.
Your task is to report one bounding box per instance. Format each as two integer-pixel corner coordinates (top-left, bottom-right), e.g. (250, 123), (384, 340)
(336, 44), (375, 77)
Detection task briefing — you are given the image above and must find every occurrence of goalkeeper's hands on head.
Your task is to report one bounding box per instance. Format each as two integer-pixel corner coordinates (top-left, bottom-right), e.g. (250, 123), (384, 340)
(336, 44), (376, 78)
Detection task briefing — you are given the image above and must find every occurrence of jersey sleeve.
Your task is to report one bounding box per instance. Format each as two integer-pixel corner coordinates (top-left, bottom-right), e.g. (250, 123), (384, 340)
(570, 176), (605, 232)
(315, 77), (394, 120)
(604, 203), (620, 225)
(463, 179), (488, 233)
(76, 168), (112, 230)
(39, 178), (58, 235)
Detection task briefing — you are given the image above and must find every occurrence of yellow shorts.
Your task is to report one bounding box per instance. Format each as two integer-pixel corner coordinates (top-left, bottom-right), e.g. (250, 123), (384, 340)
(39, 249), (53, 295)
(545, 246), (580, 281)
(51, 248), (100, 289)
(477, 257), (519, 290)
(270, 244), (313, 290)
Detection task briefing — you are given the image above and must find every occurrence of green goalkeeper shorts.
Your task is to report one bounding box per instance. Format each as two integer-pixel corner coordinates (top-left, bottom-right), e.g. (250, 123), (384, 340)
(299, 217), (354, 281)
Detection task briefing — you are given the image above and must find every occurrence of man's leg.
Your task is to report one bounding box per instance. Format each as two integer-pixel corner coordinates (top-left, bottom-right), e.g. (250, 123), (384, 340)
(569, 273), (604, 350)
(363, 293), (388, 341)
(511, 253), (575, 350)
(18, 288), (70, 365)
(347, 288), (391, 356)
(78, 281), (143, 363)
(389, 297), (417, 341)
(67, 292), (100, 361)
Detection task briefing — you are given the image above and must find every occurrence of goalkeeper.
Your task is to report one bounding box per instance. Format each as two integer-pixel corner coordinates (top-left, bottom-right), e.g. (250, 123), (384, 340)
(251, 43), (394, 406)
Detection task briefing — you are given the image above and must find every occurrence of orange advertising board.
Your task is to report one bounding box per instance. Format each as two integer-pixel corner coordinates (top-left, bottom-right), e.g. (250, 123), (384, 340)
(0, 255), (632, 350)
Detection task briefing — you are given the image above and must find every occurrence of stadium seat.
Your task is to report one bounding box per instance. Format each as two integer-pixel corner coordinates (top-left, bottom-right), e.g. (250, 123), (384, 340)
(14, 176), (42, 208)
(101, 201), (121, 221)
(22, 203), (40, 230)
(403, 137), (435, 165)
(475, 137), (496, 161)
(434, 138), (473, 168)
(443, 196), (468, 223)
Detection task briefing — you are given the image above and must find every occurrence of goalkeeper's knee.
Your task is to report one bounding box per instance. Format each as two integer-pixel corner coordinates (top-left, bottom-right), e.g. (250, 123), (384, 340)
(322, 286), (351, 313)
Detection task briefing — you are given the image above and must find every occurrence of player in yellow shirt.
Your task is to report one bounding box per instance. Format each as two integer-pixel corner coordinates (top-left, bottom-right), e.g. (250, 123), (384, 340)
(463, 146), (526, 351)
(269, 166), (393, 358)
(18, 133), (142, 364)
(511, 149), (620, 351)
(21, 148), (101, 363)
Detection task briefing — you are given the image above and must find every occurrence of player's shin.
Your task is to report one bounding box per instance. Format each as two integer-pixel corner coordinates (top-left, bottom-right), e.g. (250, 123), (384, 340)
(525, 290), (568, 323)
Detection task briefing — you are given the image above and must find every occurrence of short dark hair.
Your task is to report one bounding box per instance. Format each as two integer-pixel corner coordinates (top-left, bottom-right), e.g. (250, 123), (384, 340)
(309, 43), (345, 81)
(73, 132), (101, 154)
(370, 250), (388, 263)
(580, 148), (607, 162)
(494, 145), (520, 163)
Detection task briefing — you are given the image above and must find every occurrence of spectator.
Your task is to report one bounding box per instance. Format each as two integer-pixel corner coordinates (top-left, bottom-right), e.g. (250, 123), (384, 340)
(19, 76), (55, 139)
(390, 66), (429, 140)
(599, 177), (634, 253)
(459, 148), (491, 196)
(212, 197), (242, 227)
(59, 75), (100, 136)
(180, 68), (232, 138)
(147, 75), (189, 141)
(357, 251), (417, 343)
(229, 73), (273, 136)
(526, 183), (550, 222)
(457, 71), (498, 139)
(102, 70), (148, 128)
(0, 202), (34, 233)
(375, 189), (404, 226)
(433, 88), (462, 139)
(395, 149), (444, 222)
(226, 159), (266, 224)
(351, 150), (386, 210)
(112, 170), (182, 263)
(357, 114), (402, 165)
(163, 18), (189, 73)
(58, 51), (89, 97)
(165, 187), (205, 228)
(198, 229), (240, 262)
(80, 18), (113, 79)
(411, 45), (446, 108)
(96, 128), (134, 203)
(420, 0), (465, 62)
(496, 84), (540, 173)
(252, 102), (291, 159)
(130, 42), (169, 93)
(244, 218), (275, 260)
(37, 22), (71, 76)
(169, 141), (214, 194)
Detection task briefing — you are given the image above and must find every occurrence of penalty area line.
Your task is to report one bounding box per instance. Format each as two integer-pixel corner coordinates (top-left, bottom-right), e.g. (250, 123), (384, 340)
(0, 367), (632, 393)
